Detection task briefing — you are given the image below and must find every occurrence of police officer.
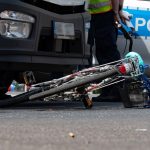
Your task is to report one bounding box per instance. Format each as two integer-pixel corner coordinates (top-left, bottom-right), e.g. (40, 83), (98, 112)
(88, 0), (126, 64)
(87, 0), (128, 100)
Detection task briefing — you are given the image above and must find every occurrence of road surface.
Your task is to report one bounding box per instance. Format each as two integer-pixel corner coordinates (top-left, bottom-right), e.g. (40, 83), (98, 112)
(0, 101), (150, 150)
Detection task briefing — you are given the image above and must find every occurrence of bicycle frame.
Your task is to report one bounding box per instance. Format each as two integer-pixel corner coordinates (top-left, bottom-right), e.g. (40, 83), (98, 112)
(29, 55), (142, 100)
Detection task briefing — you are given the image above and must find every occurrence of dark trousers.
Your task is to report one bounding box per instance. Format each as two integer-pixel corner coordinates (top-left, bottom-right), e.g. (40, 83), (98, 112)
(88, 11), (121, 97)
(90, 11), (120, 65)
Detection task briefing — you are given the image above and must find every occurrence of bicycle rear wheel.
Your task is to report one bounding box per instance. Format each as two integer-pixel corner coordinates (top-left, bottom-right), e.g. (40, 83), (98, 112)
(29, 69), (117, 100)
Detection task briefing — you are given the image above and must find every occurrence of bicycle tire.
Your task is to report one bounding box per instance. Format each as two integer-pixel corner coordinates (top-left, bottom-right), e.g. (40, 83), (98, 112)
(0, 88), (42, 107)
(30, 69), (117, 100)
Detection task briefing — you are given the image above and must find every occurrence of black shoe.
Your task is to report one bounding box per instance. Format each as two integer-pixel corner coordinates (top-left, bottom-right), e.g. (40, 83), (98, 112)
(92, 95), (121, 102)
(92, 85), (121, 102)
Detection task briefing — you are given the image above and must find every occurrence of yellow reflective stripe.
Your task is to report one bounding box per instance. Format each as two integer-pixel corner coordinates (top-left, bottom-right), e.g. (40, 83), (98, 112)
(89, 0), (110, 4)
(88, 5), (112, 14)
(88, 1), (111, 9)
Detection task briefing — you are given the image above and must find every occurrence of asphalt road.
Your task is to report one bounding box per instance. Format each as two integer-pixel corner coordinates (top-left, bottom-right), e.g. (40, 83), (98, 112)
(0, 101), (150, 150)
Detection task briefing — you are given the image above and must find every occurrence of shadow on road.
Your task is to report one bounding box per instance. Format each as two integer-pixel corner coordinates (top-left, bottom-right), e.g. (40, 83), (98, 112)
(0, 101), (124, 111)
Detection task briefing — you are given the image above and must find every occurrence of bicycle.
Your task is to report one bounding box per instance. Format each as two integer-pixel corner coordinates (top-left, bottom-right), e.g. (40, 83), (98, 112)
(0, 53), (145, 108)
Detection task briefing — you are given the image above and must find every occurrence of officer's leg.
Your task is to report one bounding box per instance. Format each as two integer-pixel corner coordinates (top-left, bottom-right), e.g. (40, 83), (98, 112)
(93, 14), (121, 101)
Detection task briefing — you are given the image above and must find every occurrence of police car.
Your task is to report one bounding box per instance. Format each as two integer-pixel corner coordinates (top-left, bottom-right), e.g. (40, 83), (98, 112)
(0, 0), (91, 97)
(0, 0), (150, 98)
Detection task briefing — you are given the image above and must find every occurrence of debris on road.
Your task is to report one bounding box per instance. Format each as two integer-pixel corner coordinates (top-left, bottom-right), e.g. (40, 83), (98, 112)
(68, 132), (75, 138)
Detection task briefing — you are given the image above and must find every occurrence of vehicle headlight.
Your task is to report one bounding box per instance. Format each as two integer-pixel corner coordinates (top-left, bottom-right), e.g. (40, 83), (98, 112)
(0, 10), (35, 39)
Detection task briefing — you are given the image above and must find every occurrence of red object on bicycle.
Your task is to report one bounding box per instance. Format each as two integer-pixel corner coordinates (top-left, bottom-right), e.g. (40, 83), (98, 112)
(119, 65), (127, 74)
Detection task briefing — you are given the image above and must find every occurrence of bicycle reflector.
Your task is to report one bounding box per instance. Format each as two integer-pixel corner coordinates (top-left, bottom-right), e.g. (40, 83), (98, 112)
(119, 65), (126, 74)
(118, 63), (132, 75)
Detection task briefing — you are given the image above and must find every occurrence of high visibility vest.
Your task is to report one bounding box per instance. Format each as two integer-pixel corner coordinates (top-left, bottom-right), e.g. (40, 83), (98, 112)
(88, 0), (112, 14)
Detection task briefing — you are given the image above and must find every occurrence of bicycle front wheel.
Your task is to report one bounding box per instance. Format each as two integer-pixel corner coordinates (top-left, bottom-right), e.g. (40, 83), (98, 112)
(0, 88), (42, 107)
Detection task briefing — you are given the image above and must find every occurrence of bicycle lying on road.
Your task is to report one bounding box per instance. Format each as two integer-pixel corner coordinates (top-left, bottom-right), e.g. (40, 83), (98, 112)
(1, 22), (150, 108)
(1, 52), (149, 108)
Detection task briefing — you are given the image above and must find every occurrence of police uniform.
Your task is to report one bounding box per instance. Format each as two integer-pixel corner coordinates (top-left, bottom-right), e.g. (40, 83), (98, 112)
(88, 0), (121, 65)
(88, 0), (121, 100)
